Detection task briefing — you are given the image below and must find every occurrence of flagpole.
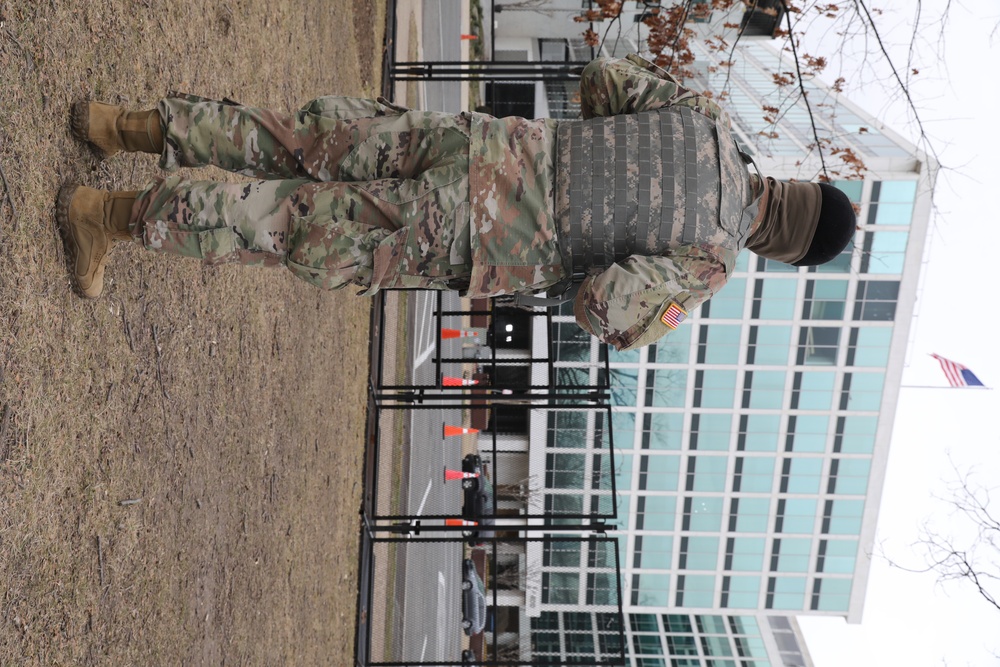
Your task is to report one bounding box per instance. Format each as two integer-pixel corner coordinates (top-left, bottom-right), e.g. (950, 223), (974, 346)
(900, 385), (993, 390)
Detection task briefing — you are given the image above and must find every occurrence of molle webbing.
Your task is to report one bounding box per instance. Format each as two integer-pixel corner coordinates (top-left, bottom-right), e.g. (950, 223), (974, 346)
(556, 106), (723, 274)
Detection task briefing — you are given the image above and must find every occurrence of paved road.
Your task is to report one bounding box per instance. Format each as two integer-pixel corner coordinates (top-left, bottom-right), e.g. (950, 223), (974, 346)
(399, 291), (480, 663)
(421, 0), (463, 113)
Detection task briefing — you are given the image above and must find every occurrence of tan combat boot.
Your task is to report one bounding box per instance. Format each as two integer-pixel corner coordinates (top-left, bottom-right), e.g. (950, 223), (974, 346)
(70, 101), (164, 156)
(56, 185), (138, 299)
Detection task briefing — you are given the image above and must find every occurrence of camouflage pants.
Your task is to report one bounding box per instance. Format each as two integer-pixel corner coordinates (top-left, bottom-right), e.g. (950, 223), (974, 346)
(132, 94), (473, 293)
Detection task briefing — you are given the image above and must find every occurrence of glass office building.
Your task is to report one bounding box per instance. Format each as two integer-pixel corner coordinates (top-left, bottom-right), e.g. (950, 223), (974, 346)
(492, 4), (936, 665)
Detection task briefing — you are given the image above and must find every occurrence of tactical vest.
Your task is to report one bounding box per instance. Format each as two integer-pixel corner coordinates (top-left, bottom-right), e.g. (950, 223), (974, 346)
(553, 106), (760, 279)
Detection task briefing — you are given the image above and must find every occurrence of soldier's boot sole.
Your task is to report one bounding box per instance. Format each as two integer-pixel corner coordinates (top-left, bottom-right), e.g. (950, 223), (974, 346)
(70, 101), (164, 157)
(56, 185), (138, 299)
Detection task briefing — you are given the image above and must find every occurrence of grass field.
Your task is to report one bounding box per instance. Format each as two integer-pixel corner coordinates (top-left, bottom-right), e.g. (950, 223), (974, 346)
(0, 1), (383, 663)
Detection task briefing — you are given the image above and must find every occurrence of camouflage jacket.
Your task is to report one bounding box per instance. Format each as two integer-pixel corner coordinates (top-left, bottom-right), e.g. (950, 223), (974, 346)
(466, 54), (762, 351)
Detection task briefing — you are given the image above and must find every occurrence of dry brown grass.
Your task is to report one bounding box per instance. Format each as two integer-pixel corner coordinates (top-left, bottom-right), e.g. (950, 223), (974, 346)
(0, 0), (383, 663)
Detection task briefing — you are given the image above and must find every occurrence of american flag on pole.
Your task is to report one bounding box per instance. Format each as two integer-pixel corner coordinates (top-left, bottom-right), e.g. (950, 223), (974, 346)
(930, 353), (985, 388)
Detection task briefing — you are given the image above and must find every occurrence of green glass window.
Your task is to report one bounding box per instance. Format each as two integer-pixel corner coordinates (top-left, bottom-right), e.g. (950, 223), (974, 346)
(700, 325), (743, 364)
(744, 370), (786, 409)
(634, 634), (665, 655)
(609, 345), (641, 363)
(812, 577), (852, 612)
(748, 325), (792, 365)
(647, 412), (684, 450)
(548, 409), (588, 448)
(787, 415), (830, 453)
(688, 456), (729, 492)
(546, 453), (587, 489)
(655, 322), (692, 364)
(734, 252), (751, 272)
(840, 372), (884, 411)
(696, 370), (737, 409)
(545, 540), (582, 567)
(792, 371), (836, 410)
(777, 498), (817, 534)
(861, 230), (908, 274)
(739, 414), (781, 452)
(781, 458), (824, 494)
(802, 280), (847, 320)
(637, 535), (674, 569)
(734, 456), (775, 493)
(854, 280), (899, 321)
(615, 454), (633, 497)
(676, 574), (715, 608)
(796, 327), (841, 365)
(703, 637), (734, 658)
(818, 539), (858, 574)
(613, 411), (636, 450)
(832, 180), (863, 203)
(753, 278), (798, 319)
(639, 496), (678, 532)
(823, 499), (865, 535)
(553, 320), (592, 361)
(685, 496), (725, 532)
(680, 536), (720, 571)
(663, 614), (693, 633)
(767, 576), (806, 610)
(649, 369), (688, 408)
(722, 575), (760, 608)
(848, 327), (892, 367)
(636, 573), (670, 606)
(868, 180), (917, 226)
(704, 278), (748, 319)
(837, 415), (878, 454)
(730, 497), (771, 532)
(726, 537), (765, 572)
(728, 615), (759, 636)
(760, 258), (798, 273)
(829, 458), (870, 495)
(771, 538), (811, 573)
(612, 367), (640, 407)
(691, 413), (733, 451)
(542, 571), (580, 604)
(643, 455), (681, 492)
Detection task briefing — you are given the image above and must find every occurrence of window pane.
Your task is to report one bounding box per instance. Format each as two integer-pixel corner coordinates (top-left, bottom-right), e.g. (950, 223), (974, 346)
(839, 416), (878, 454)
(788, 415), (830, 453)
(737, 456), (775, 493)
(656, 323), (692, 364)
(682, 536), (720, 570)
(773, 538), (811, 573)
(702, 325), (743, 364)
(650, 369), (688, 408)
(756, 279), (798, 319)
(750, 325), (792, 365)
(677, 574), (715, 607)
(742, 414), (781, 452)
(796, 371), (836, 410)
(698, 370), (737, 408)
(798, 327), (841, 366)
(706, 278), (748, 319)
(690, 456), (729, 492)
(728, 537), (766, 572)
(693, 413), (734, 451)
(688, 497), (725, 531)
(645, 455), (681, 492)
(747, 371), (785, 409)
(842, 372), (885, 411)
(732, 498), (771, 532)
(803, 280), (848, 320)
(784, 458), (824, 494)
(850, 327), (892, 367)
(769, 576), (807, 610)
(648, 412), (684, 450)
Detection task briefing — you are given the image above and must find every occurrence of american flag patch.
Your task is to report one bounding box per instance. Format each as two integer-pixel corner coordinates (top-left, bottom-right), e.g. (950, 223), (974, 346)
(660, 302), (688, 329)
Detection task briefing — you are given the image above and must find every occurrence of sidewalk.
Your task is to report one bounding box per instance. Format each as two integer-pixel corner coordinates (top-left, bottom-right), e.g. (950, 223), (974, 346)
(388, 0), (471, 111)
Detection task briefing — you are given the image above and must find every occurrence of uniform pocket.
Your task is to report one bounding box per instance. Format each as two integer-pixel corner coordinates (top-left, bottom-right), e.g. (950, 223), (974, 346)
(139, 220), (241, 265)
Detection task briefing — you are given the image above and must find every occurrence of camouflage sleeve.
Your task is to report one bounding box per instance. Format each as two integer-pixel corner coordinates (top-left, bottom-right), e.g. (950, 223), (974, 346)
(572, 245), (731, 351)
(578, 54), (727, 123)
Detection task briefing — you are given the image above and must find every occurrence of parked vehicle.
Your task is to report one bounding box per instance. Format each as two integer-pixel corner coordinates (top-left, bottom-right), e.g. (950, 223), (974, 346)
(461, 454), (495, 546)
(461, 559), (487, 636)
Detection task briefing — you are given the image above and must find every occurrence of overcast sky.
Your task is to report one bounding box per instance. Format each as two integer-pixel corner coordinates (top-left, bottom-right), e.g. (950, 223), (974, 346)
(794, 3), (1000, 665)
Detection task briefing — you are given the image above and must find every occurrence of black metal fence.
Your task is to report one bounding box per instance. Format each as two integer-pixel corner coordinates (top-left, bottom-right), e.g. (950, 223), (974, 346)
(357, 290), (627, 667)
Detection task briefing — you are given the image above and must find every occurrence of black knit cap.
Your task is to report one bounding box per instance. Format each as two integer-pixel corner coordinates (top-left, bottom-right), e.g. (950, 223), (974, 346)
(791, 183), (857, 267)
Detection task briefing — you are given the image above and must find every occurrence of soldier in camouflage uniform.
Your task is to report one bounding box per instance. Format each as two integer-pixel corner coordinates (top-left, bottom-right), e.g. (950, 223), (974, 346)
(58, 54), (855, 350)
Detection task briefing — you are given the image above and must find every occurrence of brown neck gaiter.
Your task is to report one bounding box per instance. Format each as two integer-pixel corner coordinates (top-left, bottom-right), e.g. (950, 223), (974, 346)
(745, 179), (823, 264)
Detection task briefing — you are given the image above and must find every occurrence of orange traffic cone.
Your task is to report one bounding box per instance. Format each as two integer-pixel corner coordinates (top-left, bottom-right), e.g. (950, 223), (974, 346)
(441, 328), (478, 340)
(442, 376), (478, 387)
(445, 518), (478, 527)
(445, 468), (480, 482)
(443, 425), (480, 437)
